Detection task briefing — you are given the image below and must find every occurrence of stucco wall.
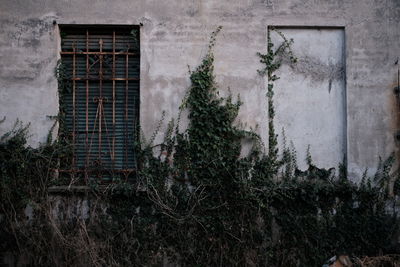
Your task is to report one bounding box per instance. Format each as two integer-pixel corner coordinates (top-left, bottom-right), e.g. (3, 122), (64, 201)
(0, 0), (399, 180)
(272, 28), (346, 170)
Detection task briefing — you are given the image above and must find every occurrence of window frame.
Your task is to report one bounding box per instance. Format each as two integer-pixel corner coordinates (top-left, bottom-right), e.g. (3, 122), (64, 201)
(58, 25), (140, 181)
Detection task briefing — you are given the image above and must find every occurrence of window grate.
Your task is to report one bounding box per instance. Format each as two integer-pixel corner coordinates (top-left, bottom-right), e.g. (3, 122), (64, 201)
(60, 26), (140, 181)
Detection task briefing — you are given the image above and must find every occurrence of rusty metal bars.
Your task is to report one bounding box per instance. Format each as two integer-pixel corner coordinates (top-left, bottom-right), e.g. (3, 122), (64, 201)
(98, 38), (103, 168)
(124, 48), (129, 169)
(112, 31), (116, 170)
(60, 27), (139, 181)
(67, 77), (138, 81)
(72, 43), (76, 171)
(60, 51), (137, 56)
(85, 30), (89, 179)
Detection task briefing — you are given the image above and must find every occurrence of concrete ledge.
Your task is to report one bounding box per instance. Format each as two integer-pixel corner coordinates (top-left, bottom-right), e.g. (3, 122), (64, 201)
(48, 185), (91, 194)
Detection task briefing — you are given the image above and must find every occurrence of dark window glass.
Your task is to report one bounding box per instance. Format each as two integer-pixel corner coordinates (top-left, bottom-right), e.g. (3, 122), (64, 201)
(60, 26), (140, 181)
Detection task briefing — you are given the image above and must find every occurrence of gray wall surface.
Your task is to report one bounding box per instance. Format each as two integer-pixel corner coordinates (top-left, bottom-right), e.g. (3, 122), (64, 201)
(0, 0), (399, 180)
(272, 28), (346, 170)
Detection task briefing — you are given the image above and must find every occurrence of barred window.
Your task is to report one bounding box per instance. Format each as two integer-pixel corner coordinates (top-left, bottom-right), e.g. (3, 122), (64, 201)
(59, 26), (140, 181)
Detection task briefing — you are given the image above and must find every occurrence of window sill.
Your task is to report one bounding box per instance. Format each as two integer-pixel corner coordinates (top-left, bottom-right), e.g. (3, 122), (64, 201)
(48, 185), (91, 194)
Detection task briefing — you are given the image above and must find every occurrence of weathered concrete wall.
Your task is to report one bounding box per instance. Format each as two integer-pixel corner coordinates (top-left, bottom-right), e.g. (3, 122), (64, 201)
(272, 28), (346, 170)
(0, 0), (399, 180)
